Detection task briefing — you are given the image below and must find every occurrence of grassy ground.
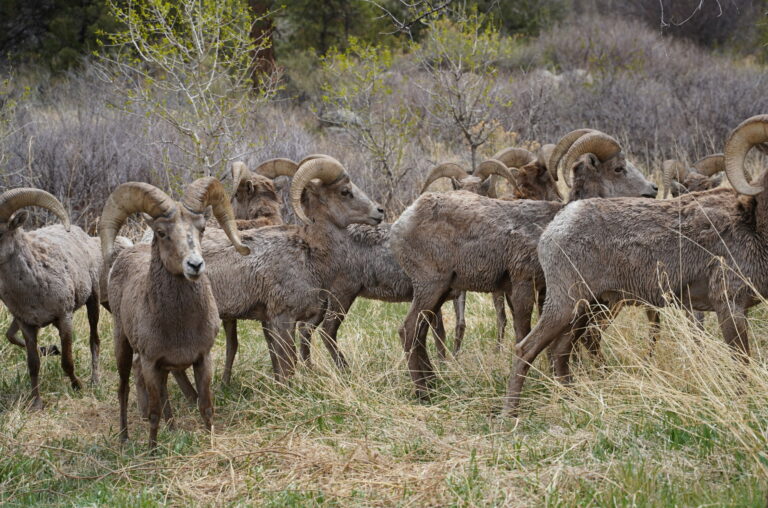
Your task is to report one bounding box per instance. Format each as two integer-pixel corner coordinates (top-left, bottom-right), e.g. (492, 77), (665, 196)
(0, 293), (767, 506)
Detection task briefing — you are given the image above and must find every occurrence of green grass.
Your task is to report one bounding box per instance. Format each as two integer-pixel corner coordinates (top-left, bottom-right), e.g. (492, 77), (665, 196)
(0, 294), (767, 506)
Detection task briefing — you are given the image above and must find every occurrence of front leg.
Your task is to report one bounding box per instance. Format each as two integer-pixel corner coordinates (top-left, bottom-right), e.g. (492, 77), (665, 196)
(54, 315), (83, 390)
(19, 323), (43, 410)
(86, 295), (101, 385)
(6, 319), (24, 348)
(193, 353), (214, 432)
(715, 301), (750, 360)
(222, 319), (238, 385)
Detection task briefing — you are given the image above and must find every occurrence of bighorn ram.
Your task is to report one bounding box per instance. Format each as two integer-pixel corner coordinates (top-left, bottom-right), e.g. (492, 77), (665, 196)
(0, 188), (102, 409)
(197, 156), (384, 384)
(662, 154), (725, 197)
(390, 129), (658, 400)
(505, 115), (768, 415)
(101, 178), (249, 448)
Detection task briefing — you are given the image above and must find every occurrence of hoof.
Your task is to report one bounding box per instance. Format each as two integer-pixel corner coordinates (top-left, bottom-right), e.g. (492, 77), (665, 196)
(29, 397), (44, 411)
(71, 378), (83, 391)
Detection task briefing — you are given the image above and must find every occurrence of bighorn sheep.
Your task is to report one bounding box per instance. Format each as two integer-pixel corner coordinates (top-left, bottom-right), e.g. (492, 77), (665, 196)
(505, 115), (768, 415)
(662, 154), (725, 197)
(197, 156), (384, 384)
(101, 178), (249, 448)
(390, 129), (658, 400)
(0, 188), (102, 409)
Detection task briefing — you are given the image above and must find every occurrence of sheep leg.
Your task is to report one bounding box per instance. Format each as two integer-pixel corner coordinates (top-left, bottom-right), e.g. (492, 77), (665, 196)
(55, 315), (82, 390)
(492, 291), (507, 349)
(171, 370), (198, 405)
(645, 308), (661, 357)
(432, 308), (448, 360)
(400, 286), (446, 402)
(551, 313), (590, 384)
(19, 323), (43, 410)
(86, 295), (101, 385)
(298, 321), (318, 367)
(715, 303), (750, 360)
(5, 319), (24, 348)
(115, 336), (133, 442)
(264, 319), (297, 384)
(134, 355), (149, 419)
(262, 320), (280, 377)
(222, 318), (238, 385)
(503, 307), (573, 416)
(318, 294), (355, 371)
(452, 292), (467, 354)
(509, 281), (535, 344)
(141, 359), (164, 450)
(193, 353), (214, 432)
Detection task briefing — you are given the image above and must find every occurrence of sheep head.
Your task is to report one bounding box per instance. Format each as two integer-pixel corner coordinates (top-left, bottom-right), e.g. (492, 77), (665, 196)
(421, 159), (516, 198)
(232, 159), (295, 222)
(662, 155), (725, 197)
(100, 178), (249, 281)
(290, 156), (384, 227)
(550, 129), (657, 199)
(0, 188), (70, 261)
(724, 114), (768, 196)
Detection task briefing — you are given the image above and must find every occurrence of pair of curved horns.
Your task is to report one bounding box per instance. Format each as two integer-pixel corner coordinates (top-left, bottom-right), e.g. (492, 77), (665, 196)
(725, 114), (768, 196)
(100, 178), (250, 263)
(421, 155), (522, 195)
(549, 129), (622, 187)
(231, 158), (300, 195)
(289, 156), (349, 224)
(0, 188), (70, 230)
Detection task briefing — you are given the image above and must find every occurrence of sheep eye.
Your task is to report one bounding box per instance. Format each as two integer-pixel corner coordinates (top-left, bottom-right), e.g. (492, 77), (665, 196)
(341, 189), (352, 197)
(614, 166), (625, 173)
(156, 230), (167, 239)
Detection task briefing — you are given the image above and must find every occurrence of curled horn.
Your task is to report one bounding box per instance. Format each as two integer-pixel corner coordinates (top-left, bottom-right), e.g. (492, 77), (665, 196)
(254, 158), (299, 179)
(724, 114), (768, 196)
(548, 129), (596, 184)
(231, 161), (251, 197)
(561, 131), (622, 187)
(475, 158), (517, 184)
(420, 163), (470, 194)
(662, 160), (688, 198)
(298, 153), (342, 166)
(692, 153), (725, 177)
(290, 157), (347, 224)
(538, 144), (556, 169)
(491, 147), (536, 170)
(182, 177), (250, 256)
(99, 182), (175, 262)
(0, 188), (70, 230)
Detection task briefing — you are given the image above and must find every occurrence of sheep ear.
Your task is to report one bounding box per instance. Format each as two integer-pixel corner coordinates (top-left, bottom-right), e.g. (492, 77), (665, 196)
(8, 210), (28, 230)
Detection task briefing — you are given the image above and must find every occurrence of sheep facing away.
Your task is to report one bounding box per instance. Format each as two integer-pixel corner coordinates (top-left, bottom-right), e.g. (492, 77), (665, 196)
(662, 154), (725, 197)
(101, 178), (249, 448)
(0, 188), (102, 409)
(505, 114), (768, 416)
(389, 129), (658, 401)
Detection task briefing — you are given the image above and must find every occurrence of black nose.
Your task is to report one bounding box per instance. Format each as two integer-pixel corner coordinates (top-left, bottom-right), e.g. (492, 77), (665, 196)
(186, 260), (203, 273)
(377, 207), (385, 215)
(651, 184), (659, 191)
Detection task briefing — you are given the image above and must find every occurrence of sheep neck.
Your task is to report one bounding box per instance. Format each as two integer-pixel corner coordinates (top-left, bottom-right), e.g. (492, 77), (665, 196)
(0, 231), (38, 307)
(297, 217), (348, 283)
(147, 240), (209, 312)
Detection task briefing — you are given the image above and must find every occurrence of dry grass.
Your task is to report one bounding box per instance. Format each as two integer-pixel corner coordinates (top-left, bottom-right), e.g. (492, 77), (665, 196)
(0, 291), (767, 506)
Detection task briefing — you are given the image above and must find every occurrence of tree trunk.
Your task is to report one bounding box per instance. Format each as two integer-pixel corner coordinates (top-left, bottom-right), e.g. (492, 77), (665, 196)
(249, 0), (276, 87)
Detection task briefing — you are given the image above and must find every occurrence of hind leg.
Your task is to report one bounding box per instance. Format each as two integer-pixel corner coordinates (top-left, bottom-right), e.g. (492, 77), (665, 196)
(264, 318), (297, 384)
(508, 281), (535, 344)
(431, 308), (448, 359)
(55, 315), (82, 390)
(6, 319), (24, 348)
(115, 335), (133, 441)
(452, 292), (466, 354)
(86, 295), (101, 385)
(319, 295), (355, 370)
(504, 303), (575, 416)
(222, 319), (238, 385)
(492, 291), (507, 349)
(19, 323), (43, 410)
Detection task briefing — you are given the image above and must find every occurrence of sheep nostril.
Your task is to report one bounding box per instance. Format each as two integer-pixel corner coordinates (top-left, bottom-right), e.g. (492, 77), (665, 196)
(377, 207), (385, 214)
(186, 260), (203, 273)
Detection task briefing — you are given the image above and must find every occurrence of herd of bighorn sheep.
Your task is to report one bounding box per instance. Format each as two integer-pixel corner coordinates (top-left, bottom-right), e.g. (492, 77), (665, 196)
(1, 114), (765, 448)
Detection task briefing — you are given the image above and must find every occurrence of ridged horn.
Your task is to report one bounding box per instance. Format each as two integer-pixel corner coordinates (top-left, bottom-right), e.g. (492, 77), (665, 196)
(692, 153), (725, 177)
(0, 188), (70, 230)
(254, 158), (299, 179)
(491, 147), (536, 170)
(290, 157), (347, 224)
(561, 131), (622, 187)
(548, 129), (596, 184)
(298, 153), (343, 166)
(475, 158), (517, 184)
(231, 161), (251, 197)
(99, 182), (175, 261)
(538, 144), (556, 169)
(420, 163), (470, 194)
(724, 114), (768, 196)
(662, 160), (688, 198)
(182, 177), (250, 255)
